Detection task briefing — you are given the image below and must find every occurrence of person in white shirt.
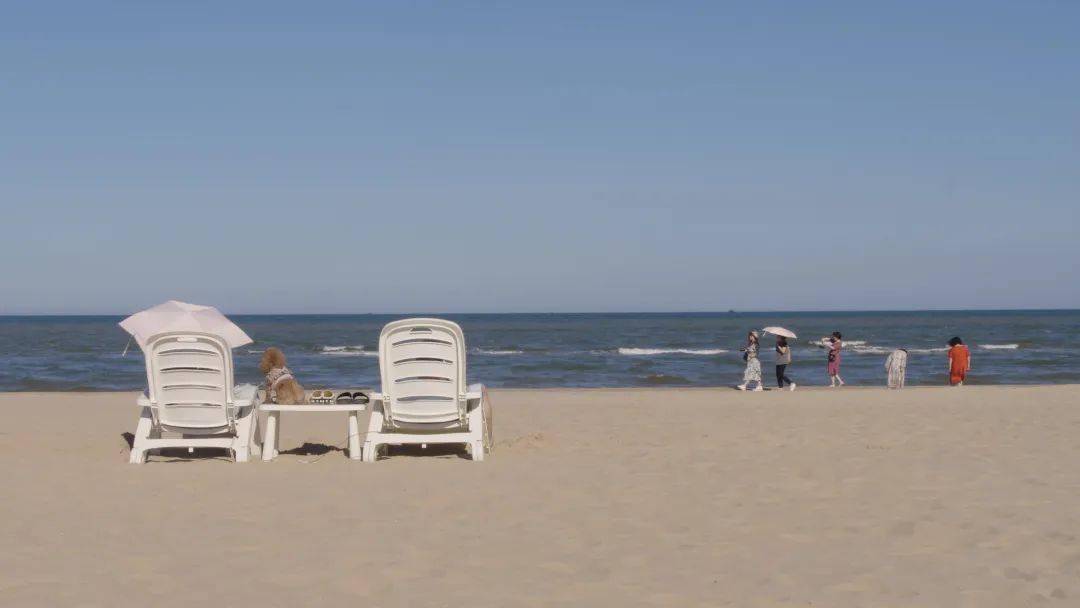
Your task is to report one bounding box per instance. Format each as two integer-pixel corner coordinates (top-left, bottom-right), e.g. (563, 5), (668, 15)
(885, 348), (908, 389)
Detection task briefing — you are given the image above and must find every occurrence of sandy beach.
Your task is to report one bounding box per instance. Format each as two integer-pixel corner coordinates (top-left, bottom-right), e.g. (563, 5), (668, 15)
(2, 385), (1079, 607)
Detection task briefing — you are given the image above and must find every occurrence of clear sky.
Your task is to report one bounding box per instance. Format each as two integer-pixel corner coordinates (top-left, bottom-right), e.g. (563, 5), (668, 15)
(2, 1), (1078, 314)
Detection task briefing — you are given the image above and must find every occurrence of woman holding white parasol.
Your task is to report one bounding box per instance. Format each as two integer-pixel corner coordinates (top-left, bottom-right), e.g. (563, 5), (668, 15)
(763, 327), (797, 391)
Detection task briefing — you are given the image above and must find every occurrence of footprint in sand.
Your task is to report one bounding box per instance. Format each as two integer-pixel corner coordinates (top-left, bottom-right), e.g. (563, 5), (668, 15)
(1002, 566), (1038, 582)
(499, 432), (548, 451)
(890, 521), (916, 536)
(1044, 531), (1077, 543)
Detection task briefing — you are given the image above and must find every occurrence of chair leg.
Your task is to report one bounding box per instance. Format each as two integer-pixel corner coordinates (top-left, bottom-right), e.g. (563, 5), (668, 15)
(273, 412), (281, 456)
(250, 413), (263, 458)
(482, 388), (493, 454)
(362, 438), (378, 462)
(467, 394), (489, 461)
(262, 412), (279, 462)
(233, 407), (257, 463)
(348, 412), (362, 460)
(362, 402), (386, 463)
(129, 407), (154, 464)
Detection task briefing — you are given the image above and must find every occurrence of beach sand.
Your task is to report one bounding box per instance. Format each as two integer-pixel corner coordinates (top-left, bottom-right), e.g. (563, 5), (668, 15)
(2, 385), (1079, 607)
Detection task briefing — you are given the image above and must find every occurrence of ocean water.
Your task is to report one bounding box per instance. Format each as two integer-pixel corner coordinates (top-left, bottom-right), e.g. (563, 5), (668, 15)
(0, 311), (1077, 391)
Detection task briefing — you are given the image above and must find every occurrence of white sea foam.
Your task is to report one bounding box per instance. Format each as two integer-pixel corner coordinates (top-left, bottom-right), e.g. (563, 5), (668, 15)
(979, 343), (1019, 350)
(473, 348), (524, 355)
(806, 339), (885, 354)
(320, 345), (376, 357)
(850, 344), (949, 355)
(618, 347), (728, 356)
(804, 341), (950, 356)
(848, 345), (893, 355)
(810, 339), (867, 348)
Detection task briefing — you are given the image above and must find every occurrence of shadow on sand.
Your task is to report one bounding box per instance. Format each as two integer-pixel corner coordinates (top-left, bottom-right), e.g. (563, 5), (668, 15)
(280, 442), (345, 457)
(119, 432), (233, 463)
(379, 443), (471, 460)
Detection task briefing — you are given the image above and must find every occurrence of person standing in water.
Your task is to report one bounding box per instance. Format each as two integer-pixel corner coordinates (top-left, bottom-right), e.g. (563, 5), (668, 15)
(818, 332), (845, 387)
(885, 348), (908, 389)
(947, 337), (971, 386)
(775, 336), (796, 391)
(737, 330), (764, 391)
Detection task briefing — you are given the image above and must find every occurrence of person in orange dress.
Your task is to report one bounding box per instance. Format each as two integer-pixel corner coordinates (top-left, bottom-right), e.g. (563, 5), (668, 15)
(947, 337), (971, 386)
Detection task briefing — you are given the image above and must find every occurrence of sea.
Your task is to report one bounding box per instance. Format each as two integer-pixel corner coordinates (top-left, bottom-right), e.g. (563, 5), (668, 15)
(1, 310), (1076, 391)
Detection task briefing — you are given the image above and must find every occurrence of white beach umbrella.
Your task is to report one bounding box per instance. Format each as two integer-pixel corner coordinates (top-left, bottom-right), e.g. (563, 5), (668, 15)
(119, 300), (253, 351)
(762, 326), (797, 339)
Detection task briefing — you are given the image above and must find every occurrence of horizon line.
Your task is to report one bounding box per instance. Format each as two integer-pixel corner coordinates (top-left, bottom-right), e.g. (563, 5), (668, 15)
(1, 307), (1078, 317)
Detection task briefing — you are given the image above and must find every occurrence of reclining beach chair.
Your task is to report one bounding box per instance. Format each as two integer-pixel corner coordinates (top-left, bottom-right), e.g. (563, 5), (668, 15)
(363, 318), (491, 461)
(129, 332), (260, 463)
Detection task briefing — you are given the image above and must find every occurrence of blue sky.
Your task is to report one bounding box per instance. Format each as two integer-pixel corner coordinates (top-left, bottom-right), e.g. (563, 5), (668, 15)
(2, 1), (1077, 314)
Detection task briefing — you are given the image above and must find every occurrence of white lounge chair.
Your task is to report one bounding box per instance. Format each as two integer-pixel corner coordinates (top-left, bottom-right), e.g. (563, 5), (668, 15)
(363, 318), (491, 461)
(129, 332), (261, 464)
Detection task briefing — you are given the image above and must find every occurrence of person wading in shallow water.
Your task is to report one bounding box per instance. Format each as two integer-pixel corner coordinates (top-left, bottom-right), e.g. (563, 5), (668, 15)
(947, 336), (971, 386)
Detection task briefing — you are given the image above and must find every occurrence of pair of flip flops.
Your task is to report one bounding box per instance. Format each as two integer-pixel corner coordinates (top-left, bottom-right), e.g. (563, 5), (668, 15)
(307, 390), (368, 404)
(335, 392), (369, 404)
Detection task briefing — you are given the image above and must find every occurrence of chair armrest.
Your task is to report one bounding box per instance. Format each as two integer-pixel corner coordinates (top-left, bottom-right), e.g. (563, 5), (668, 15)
(369, 392), (383, 403)
(466, 383), (485, 401)
(137, 393), (151, 407)
(233, 384), (259, 406)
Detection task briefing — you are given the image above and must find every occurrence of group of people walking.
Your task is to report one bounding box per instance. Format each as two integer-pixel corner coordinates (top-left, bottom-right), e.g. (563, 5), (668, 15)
(736, 331), (802, 392)
(736, 331), (973, 390)
(736, 331), (772, 391)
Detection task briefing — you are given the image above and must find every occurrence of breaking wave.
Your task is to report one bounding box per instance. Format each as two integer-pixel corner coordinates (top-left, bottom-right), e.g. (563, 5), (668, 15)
(320, 345), (377, 357)
(848, 345), (893, 355)
(642, 373), (693, 385)
(979, 343), (1019, 350)
(618, 347), (728, 356)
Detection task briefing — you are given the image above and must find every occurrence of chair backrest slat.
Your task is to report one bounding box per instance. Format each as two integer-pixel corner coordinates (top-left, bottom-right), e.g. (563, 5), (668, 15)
(379, 319), (466, 426)
(145, 332), (234, 429)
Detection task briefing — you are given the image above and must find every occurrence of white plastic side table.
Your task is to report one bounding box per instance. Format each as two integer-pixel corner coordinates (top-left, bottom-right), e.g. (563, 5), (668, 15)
(258, 403), (367, 461)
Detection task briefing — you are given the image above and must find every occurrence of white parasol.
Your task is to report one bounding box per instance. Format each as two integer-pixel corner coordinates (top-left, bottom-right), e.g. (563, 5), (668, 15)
(762, 326), (798, 339)
(119, 300), (253, 351)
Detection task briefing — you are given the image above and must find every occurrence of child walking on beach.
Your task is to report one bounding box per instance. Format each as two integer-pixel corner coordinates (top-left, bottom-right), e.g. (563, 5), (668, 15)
(819, 332), (844, 387)
(775, 336), (795, 391)
(947, 337), (971, 386)
(737, 331), (765, 391)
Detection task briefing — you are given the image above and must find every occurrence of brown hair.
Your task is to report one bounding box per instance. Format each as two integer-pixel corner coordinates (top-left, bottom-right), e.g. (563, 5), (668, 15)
(259, 347), (287, 374)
